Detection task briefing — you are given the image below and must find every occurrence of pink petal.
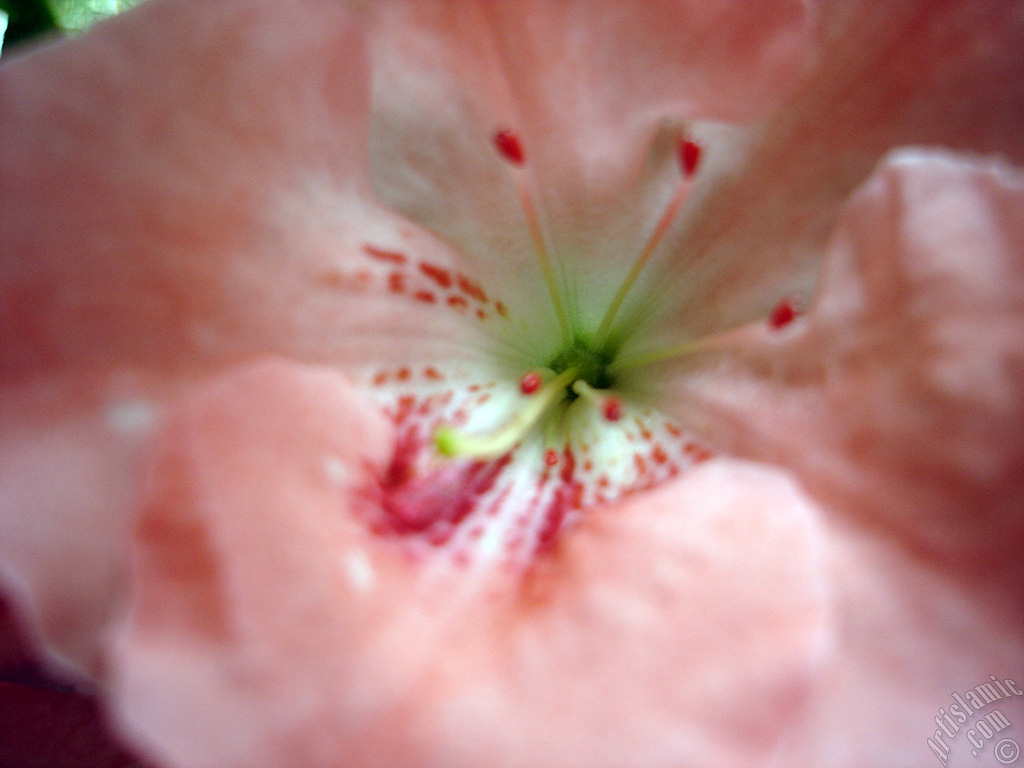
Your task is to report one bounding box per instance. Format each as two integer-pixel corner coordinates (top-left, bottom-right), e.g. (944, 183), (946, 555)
(779, 524), (1024, 767)
(108, 361), (827, 768)
(359, 0), (811, 331)
(652, 0), (1024, 341)
(662, 151), (1024, 762)
(0, 0), (482, 380)
(670, 150), (1024, 568)
(0, 0), (498, 672)
(0, 374), (166, 675)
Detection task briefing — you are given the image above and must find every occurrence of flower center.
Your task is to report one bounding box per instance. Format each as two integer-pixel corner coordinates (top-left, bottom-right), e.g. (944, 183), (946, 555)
(549, 337), (615, 395)
(363, 129), (804, 561)
(435, 334), (632, 460)
(433, 129), (704, 463)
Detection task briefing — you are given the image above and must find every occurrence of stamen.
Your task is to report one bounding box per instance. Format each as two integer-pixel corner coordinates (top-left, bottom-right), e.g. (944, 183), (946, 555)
(608, 341), (701, 372)
(609, 324), (753, 372)
(492, 128), (573, 346)
(602, 397), (623, 422)
(493, 129), (525, 166)
(593, 136), (696, 347)
(517, 175), (573, 345)
(519, 370), (542, 394)
(679, 139), (702, 178)
(768, 298), (802, 329)
(435, 367), (578, 459)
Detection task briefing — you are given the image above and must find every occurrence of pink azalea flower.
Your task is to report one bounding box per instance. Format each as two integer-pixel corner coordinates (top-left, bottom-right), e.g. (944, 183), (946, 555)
(1, 1), (1023, 766)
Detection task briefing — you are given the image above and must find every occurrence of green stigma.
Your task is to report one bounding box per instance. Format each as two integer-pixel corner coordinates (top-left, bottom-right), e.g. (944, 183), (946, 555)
(434, 367), (580, 459)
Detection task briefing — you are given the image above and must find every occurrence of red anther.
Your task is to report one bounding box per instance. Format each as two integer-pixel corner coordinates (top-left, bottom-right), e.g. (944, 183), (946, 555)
(768, 298), (802, 329)
(519, 371), (542, 395)
(679, 139), (701, 178)
(603, 397), (623, 422)
(494, 129), (525, 166)
(544, 449), (559, 466)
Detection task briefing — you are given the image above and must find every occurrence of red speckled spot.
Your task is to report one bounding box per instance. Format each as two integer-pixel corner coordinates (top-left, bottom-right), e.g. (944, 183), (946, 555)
(414, 290), (437, 304)
(634, 454), (648, 476)
(457, 274), (487, 303)
(447, 295), (469, 312)
(315, 271), (345, 288)
(424, 367), (443, 381)
(535, 486), (573, 552)
(387, 273), (405, 293)
(685, 442), (714, 463)
(375, 431), (514, 540)
(363, 244), (407, 265)
(493, 129), (525, 166)
(544, 449), (559, 467)
(419, 262), (452, 288)
(496, 301), (508, 318)
(559, 448), (576, 485)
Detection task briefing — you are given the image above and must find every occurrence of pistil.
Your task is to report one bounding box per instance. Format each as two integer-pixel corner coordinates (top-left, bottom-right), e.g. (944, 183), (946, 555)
(435, 367), (579, 459)
(571, 380), (623, 422)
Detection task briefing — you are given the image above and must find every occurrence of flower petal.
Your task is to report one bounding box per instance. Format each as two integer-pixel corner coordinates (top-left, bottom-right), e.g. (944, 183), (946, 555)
(358, 0), (811, 334)
(0, 0), (502, 673)
(0, 374), (166, 676)
(0, 0), (487, 381)
(661, 150), (1024, 762)
(667, 150), (1024, 567)
(650, 0), (1024, 341)
(778, 524), (1024, 767)
(108, 359), (827, 768)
